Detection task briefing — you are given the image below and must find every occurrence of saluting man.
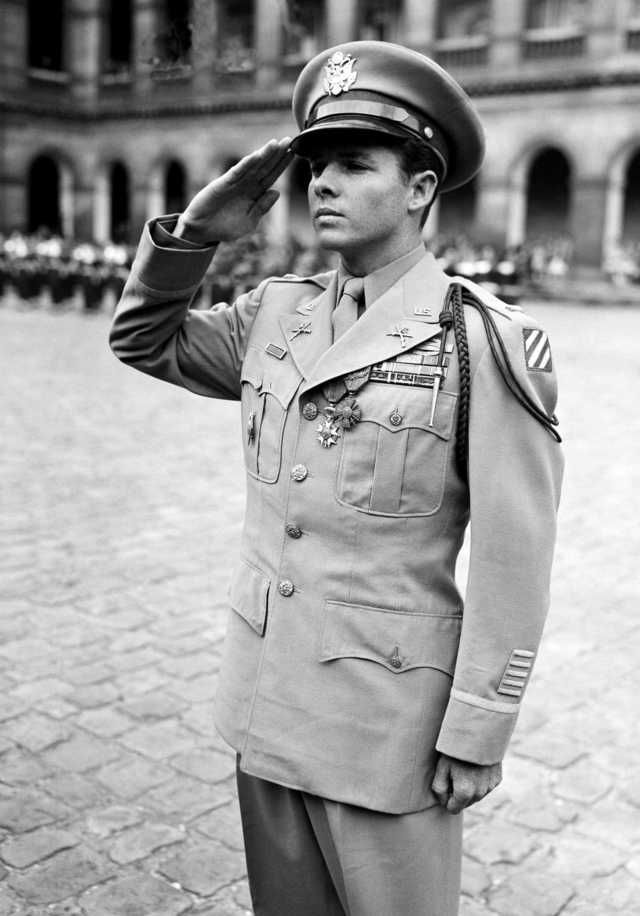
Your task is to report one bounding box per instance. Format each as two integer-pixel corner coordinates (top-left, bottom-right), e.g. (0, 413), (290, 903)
(110, 41), (563, 916)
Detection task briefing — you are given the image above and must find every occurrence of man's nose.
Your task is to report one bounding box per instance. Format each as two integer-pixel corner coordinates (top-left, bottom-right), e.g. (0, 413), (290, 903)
(310, 165), (339, 197)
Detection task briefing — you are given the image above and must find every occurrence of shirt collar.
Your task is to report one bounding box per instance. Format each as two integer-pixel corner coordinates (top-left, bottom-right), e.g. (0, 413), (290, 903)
(337, 244), (427, 308)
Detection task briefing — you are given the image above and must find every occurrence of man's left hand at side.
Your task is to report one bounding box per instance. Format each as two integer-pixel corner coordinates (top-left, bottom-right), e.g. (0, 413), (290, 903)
(431, 754), (503, 814)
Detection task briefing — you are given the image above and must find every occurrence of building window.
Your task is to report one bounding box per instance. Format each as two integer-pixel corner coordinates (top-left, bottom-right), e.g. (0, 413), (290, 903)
(28, 0), (65, 72)
(28, 155), (61, 234)
(437, 0), (490, 39)
(216, 0), (254, 72)
(164, 160), (187, 214)
(359, 0), (400, 42)
(105, 0), (132, 73)
(434, 0), (490, 68)
(283, 0), (325, 61)
(156, 0), (193, 66)
(526, 0), (589, 31)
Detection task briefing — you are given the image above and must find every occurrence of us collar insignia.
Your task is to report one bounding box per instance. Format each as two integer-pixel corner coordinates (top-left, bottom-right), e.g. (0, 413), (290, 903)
(323, 51), (358, 96)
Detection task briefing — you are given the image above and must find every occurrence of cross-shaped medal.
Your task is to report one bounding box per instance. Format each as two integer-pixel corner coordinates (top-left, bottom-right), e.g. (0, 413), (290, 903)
(386, 325), (413, 348)
(289, 321), (312, 340)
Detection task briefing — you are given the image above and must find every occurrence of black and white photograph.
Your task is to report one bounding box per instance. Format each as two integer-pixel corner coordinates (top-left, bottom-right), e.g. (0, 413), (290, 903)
(1, 1), (639, 914)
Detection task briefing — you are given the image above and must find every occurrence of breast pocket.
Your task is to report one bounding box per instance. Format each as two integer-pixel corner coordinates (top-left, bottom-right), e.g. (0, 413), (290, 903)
(336, 385), (457, 516)
(240, 347), (301, 483)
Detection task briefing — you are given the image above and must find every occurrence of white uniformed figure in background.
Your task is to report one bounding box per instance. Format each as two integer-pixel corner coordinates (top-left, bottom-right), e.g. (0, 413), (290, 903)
(110, 41), (563, 916)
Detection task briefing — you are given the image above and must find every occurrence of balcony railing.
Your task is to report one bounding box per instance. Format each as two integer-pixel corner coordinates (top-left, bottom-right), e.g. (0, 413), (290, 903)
(434, 35), (489, 69)
(523, 27), (585, 60)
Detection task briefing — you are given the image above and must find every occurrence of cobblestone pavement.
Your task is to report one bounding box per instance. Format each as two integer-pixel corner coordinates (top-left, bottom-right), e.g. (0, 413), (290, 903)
(0, 297), (638, 915)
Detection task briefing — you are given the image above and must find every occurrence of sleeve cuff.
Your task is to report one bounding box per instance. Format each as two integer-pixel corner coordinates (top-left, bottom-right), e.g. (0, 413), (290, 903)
(153, 216), (216, 251)
(132, 217), (217, 294)
(435, 688), (519, 765)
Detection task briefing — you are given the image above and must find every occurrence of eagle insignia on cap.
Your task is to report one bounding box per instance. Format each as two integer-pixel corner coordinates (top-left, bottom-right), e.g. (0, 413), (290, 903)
(323, 51), (358, 96)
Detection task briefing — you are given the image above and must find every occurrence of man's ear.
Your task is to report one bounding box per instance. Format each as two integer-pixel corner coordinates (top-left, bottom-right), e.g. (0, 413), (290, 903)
(407, 170), (438, 215)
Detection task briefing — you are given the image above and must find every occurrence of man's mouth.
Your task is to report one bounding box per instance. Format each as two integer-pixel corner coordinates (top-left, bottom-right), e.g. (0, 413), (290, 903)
(314, 208), (343, 218)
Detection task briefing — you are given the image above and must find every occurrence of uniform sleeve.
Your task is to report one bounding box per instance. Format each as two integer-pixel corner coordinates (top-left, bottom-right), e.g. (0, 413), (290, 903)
(109, 216), (267, 400)
(436, 310), (564, 764)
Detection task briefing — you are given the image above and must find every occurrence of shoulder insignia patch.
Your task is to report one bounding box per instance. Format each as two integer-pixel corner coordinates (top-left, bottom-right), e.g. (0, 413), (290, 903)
(523, 327), (552, 372)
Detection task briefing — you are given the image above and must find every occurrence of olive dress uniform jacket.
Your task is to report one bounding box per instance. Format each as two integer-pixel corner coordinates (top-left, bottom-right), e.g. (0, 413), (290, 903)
(110, 218), (563, 815)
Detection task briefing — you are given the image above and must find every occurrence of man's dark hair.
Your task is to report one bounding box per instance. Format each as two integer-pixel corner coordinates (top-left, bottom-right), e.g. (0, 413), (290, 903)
(394, 136), (444, 228)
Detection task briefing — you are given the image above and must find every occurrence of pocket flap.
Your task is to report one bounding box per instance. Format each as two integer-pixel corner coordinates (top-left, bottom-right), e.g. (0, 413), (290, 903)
(240, 348), (263, 391)
(229, 558), (270, 636)
(357, 386), (457, 439)
(241, 347), (300, 408)
(320, 600), (461, 674)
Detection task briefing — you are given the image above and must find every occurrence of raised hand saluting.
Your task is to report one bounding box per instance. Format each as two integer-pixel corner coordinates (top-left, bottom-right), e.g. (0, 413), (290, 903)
(174, 137), (294, 246)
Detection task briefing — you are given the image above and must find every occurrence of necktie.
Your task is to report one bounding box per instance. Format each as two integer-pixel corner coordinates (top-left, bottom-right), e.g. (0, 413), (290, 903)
(332, 277), (364, 342)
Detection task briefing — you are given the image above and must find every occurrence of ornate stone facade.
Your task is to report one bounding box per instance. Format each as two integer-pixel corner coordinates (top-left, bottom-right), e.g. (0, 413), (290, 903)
(1, 0), (640, 265)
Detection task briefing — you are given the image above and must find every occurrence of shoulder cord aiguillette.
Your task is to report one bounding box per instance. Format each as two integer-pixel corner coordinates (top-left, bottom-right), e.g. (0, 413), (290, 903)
(438, 283), (561, 484)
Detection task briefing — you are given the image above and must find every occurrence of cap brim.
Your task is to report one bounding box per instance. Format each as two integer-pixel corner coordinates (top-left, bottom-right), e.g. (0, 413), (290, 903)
(290, 118), (412, 155)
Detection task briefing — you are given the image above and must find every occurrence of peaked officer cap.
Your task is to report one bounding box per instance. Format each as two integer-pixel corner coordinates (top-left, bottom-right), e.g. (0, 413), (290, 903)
(291, 40), (485, 192)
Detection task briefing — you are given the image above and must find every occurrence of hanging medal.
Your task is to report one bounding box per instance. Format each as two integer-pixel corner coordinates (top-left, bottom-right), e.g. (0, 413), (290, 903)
(317, 366), (371, 447)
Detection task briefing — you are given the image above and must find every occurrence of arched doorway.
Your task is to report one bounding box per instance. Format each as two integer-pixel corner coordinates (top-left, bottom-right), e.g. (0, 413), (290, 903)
(622, 150), (640, 243)
(525, 147), (571, 239)
(110, 162), (130, 243)
(437, 177), (478, 239)
(164, 160), (187, 213)
(28, 155), (61, 234)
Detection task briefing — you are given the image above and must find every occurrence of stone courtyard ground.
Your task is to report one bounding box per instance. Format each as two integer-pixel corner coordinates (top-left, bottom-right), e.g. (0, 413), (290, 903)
(0, 296), (639, 915)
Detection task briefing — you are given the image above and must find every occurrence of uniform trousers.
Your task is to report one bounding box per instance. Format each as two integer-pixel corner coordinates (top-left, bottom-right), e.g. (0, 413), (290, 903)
(236, 761), (463, 916)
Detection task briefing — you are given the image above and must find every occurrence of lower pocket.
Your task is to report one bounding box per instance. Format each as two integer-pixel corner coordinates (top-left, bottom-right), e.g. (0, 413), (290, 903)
(319, 600), (461, 675)
(229, 558), (270, 636)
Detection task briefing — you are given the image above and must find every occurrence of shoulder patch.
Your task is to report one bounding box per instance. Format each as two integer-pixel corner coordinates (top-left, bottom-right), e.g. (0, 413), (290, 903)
(523, 327), (552, 372)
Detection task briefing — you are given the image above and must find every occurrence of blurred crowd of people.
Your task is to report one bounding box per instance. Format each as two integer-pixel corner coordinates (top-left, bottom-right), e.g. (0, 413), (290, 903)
(5, 227), (635, 314)
(603, 239), (640, 285)
(0, 230), (131, 311)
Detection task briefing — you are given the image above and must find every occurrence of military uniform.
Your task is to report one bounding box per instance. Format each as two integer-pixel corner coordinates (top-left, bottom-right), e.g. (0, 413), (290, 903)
(110, 40), (563, 916)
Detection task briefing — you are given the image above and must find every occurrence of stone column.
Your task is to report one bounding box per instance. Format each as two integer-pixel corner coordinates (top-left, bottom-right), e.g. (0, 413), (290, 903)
(68, 0), (102, 104)
(506, 176), (527, 248)
(489, 0), (524, 69)
(133, 0), (158, 96)
(602, 173), (626, 267)
(403, 0), (438, 53)
(254, 0), (283, 88)
(588, 0), (626, 59)
(475, 177), (510, 249)
(570, 177), (609, 266)
(326, 0), (358, 46)
(191, 0), (218, 97)
(265, 172), (291, 245)
(0, 174), (27, 234)
(1, 0), (28, 92)
(93, 169), (110, 243)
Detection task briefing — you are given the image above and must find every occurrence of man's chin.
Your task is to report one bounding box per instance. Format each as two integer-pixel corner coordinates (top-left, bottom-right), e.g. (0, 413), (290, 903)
(313, 228), (353, 253)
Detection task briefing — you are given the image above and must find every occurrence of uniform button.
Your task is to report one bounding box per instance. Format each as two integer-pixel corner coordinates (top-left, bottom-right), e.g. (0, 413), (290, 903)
(390, 656), (403, 669)
(291, 464), (308, 482)
(285, 524), (303, 539)
(302, 402), (318, 421)
(278, 579), (295, 597)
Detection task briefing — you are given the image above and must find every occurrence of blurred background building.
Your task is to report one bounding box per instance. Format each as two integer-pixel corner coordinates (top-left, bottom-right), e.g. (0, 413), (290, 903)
(1, 0), (640, 269)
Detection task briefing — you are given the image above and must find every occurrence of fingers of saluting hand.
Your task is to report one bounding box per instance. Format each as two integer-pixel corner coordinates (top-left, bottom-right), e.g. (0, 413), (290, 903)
(227, 138), (293, 190)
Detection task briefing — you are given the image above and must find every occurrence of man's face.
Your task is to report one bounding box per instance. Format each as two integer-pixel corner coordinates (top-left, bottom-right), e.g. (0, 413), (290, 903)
(304, 137), (415, 258)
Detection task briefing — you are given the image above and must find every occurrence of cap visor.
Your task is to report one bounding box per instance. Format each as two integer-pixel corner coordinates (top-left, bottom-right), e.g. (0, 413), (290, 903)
(291, 118), (412, 155)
